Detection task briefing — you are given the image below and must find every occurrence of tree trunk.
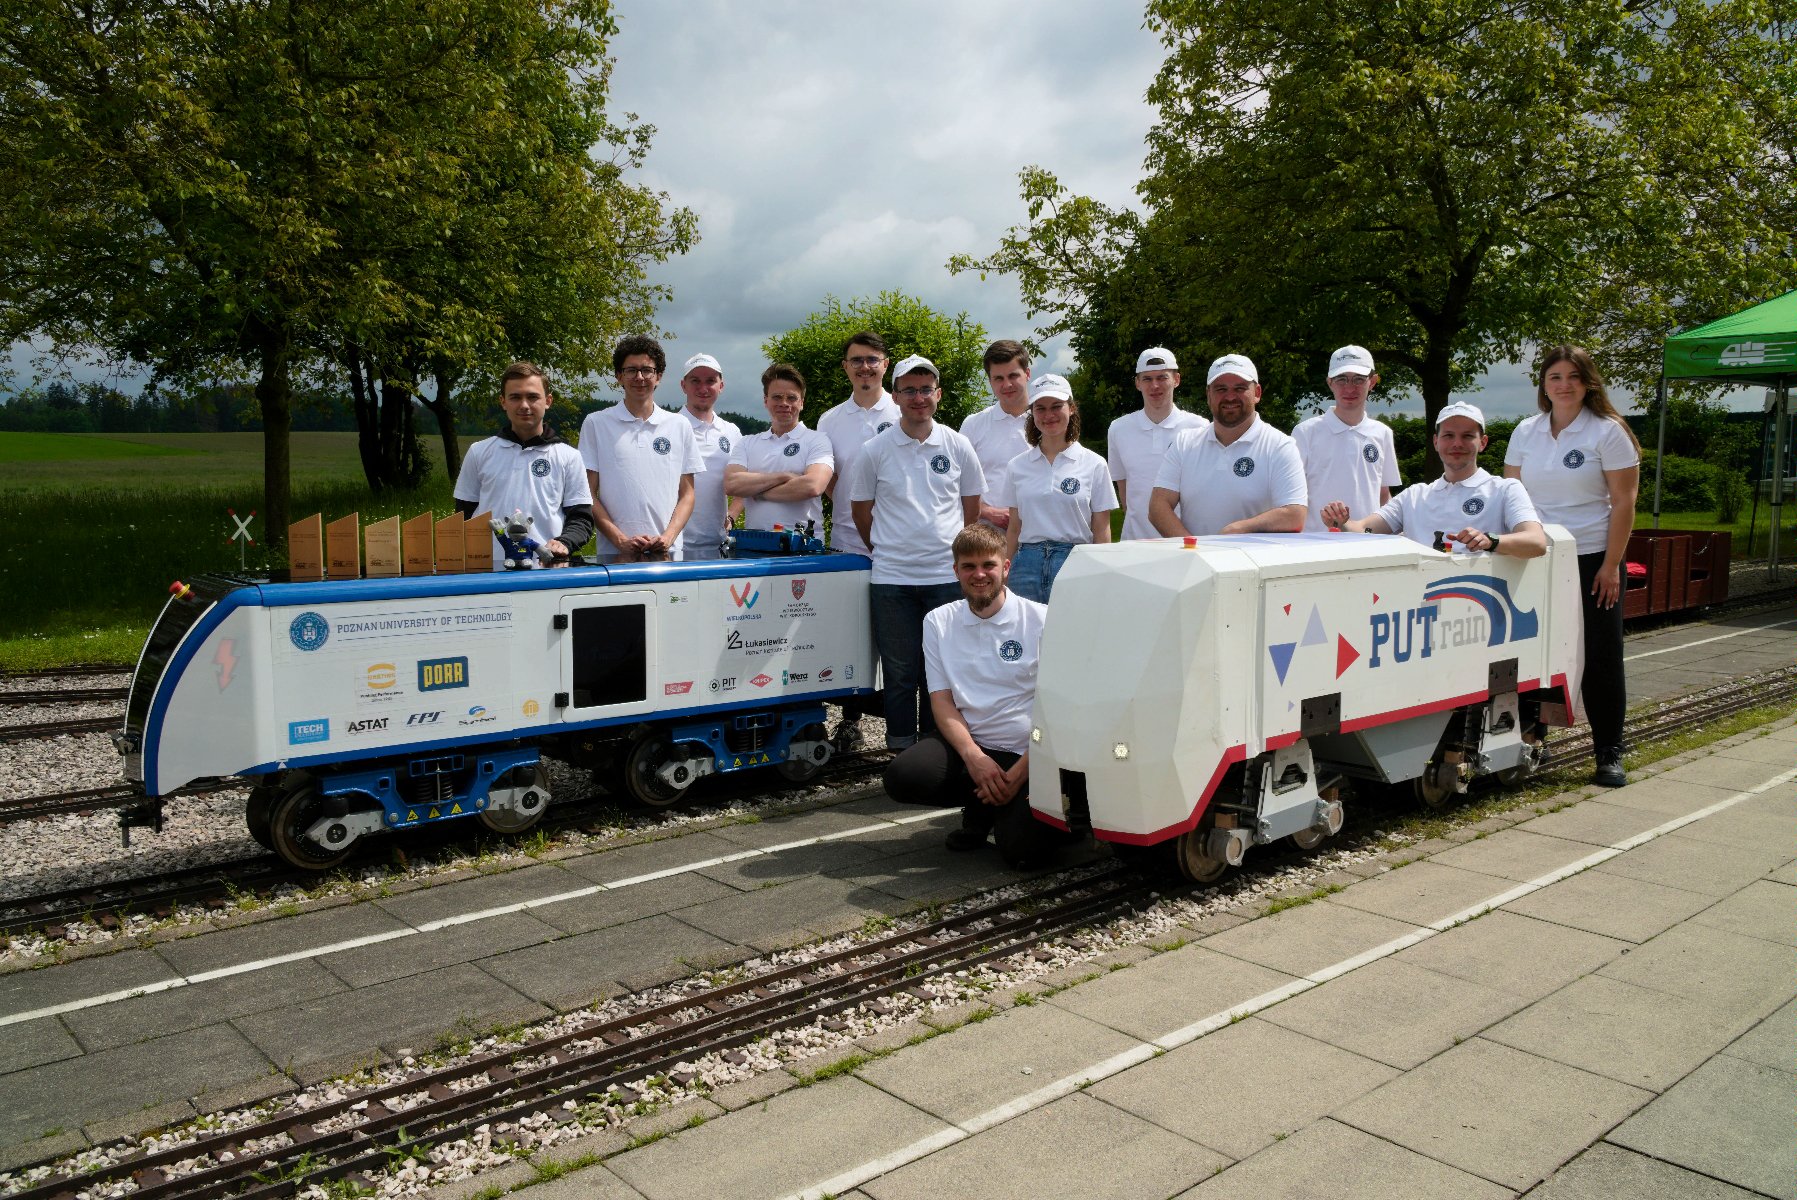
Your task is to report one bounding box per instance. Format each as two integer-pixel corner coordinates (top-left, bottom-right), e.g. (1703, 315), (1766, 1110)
(378, 361), (406, 486)
(424, 365), (463, 481)
(347, 346), (384, 493)
(1416, 335), (1455, 481)
(256, 326), (294, 556)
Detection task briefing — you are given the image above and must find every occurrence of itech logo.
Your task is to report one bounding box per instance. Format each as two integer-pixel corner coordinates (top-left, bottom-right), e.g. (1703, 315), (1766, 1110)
(288, 718), (330, 745)
(418, 656), (469, 691)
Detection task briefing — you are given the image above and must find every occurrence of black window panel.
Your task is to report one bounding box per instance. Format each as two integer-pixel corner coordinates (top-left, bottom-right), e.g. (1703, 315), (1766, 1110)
(571, 605), (646, 708)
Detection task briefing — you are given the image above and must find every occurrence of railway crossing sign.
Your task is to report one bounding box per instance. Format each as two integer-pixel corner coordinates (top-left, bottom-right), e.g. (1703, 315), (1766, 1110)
(227, 509), (256, 569)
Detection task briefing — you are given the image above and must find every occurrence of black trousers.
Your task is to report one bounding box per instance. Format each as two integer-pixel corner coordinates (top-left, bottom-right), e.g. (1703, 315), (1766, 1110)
(1578, 550), (1627, 750)
(883, 735), (1050, 867)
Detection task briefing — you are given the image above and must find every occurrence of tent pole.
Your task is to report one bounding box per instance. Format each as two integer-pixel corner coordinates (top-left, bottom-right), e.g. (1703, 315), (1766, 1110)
(1773, 382), (1788, 579)
(1651, 373), (1667, 529)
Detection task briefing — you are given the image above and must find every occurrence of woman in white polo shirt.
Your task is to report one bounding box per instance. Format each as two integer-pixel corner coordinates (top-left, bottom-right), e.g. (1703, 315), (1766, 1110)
(1504, 345), (1641, 788)
(994, 374), (1118, 603)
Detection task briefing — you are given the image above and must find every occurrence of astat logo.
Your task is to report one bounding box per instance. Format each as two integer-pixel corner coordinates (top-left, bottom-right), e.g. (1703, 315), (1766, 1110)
(346, 717), (389, 735)
(730, 583), (759, 609)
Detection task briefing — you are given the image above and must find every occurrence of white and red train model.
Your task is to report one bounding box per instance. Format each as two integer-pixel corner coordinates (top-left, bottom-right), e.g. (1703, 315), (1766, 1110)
(116, 527), (1582, 874)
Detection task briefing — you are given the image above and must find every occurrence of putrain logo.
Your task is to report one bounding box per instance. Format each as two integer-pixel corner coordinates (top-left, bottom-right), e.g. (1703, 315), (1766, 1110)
(1421, 575), (1540, 647)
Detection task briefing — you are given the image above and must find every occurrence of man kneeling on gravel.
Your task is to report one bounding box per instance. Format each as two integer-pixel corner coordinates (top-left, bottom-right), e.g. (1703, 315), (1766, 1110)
(882, 522), (1054, 869)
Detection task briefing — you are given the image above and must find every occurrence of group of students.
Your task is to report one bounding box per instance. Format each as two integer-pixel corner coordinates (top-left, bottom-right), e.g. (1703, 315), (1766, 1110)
(452, 332), (1641, 865)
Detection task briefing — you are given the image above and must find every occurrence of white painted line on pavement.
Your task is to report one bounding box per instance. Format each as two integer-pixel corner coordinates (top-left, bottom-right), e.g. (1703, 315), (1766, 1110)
(784, 762), (1797, 1200)
(1625, 614), (1797, 661)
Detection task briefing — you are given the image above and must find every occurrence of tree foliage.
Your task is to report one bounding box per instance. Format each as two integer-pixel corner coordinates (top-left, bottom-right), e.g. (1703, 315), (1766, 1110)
(953, 0), (1793, 477)
(762, 292), (990, 430)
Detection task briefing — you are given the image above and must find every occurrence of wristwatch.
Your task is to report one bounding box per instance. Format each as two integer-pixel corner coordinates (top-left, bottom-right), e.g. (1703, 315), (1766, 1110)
(1488, 534), (1502, 553)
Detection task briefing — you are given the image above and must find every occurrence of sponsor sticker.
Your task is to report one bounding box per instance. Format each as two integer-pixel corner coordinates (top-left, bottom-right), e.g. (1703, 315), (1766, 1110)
(289, 718), (330, 745)
(346, 717), (389, 735)
(407, 711), (443, 726)
(665, 680), (694, 696)
(459, 704), (497, 726)
(521, 699), (541, 717)
(750, 673), (773, 688)
(418, 656), (469, 692)
(289, 612), (330, 652)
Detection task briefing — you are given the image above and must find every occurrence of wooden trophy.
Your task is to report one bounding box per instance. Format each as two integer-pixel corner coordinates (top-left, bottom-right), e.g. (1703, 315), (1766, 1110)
(288, 513), (325, 581)
(434, 512), (464, 573)
(326, 513), (361, 579)
(364, 515), (401, 578)
(402, 513), (436, 575)
(462, 511), (493, 571)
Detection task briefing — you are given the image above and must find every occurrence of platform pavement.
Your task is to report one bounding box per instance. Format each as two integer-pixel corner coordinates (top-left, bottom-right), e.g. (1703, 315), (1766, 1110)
(468, 717), (1797, 1200)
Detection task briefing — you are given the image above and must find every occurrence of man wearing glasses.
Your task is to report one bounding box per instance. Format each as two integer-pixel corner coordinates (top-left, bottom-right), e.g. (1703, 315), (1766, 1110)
(1107, 347), (1208, 540)
(816, 332), (900, 556)
(1292, 345), (1401, 531)
(848, 355), (986, 749)
(579, 335), (704, 561)
(1150, 353), (1307, 536)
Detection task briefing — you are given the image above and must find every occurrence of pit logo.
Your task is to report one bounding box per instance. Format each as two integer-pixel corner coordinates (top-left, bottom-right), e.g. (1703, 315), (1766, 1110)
(418, 656), (469, 692)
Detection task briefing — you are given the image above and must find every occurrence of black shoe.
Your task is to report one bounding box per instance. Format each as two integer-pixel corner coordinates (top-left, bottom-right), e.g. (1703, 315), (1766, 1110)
(1593, 746), (1627, 788)
(944, 828), (987, 852)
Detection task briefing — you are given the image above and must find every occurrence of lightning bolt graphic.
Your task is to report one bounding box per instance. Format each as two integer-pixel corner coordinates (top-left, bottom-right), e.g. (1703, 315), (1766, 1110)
(214, 638), (238, 690)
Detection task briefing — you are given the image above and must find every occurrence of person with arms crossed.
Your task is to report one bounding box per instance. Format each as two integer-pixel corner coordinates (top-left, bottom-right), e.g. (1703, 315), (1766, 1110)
(579, 335), (704, 561)
(453, 361), (593, 567)
(1109, 347), (1208, 540)
(816, 331), (900, 556)
(675, 353), (742, 560)
(993, 373), (1117, 602)
(1150, 353), (1307, 536)
(1293, 345), (1401, 530)
(1504, 345), (1640, 787)
(725, 364), (834, 534)
(960, 339), (1032, 528)
(848, 354), (985, 749)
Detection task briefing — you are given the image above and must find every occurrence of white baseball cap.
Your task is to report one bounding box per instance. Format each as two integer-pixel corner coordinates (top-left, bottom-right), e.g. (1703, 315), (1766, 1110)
(681, 352), (723, 379)
(1029, 374), (1073, 403)
(891, 354), (940, 381)
(1207, 353), (1259, 385)
(1135, 347), (1179, 374)
(1327, 345), (1375, 378)
(1436, 401), (1486, 430)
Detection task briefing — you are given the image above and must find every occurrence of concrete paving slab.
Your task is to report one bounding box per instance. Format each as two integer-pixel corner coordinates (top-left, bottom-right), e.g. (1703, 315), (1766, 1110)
(510, 1162), (646, 1199)
(1710, 736), (1797, 767)
(1529, 1142), (1764, 1200)
(0, 945), (179, 1019)
(695, 837), (891, 890)
(1609, 1054), (1797, 1200)
(1688, 878), (1797, 946)
(0, 1023), (273, 1151)
(1198, 900), (1419, 979)
(830, 844), (1027, 903)
(478, 914), (738, 1005)
(829, 790), (937, 820)
(1257, 957), (1525, 1070)
(234, 962), (545, 1071)
(1503, 868), (1717, 943)
(1655, 754), (1793, 793)
(555, 830), (756, 886)
(604, 1075), (951, 1200)
(0, 1016), (82, 1077)
(705, 805), (914, 849)
(1599, 921), (1797, 1020)
(529, 872), (740, 937)
(62, 959), (345, 1052)
(1091, 1017), (1396, 1161)
(1771, 858), (1797, 885)
(863, 1091), (1226, 1200)
(152, 903), (411, 977)
(673, 874), (906, 951)
(1482, 973), (1751, 1092)
(0, 1128), (86, 1175)
(855, 999), (1140, 1125)
(368, 863), (580, 926)
(1047, 946), (1297, 1044)
(1722, 997), (1796, 1074)
(1589, 774), (1739, 817)
(1176, 1117), (1509, 1200)
(1510, 800), (1666, 847)
(1591, 830), (1789, 897)
(321, 911), (559, 989)
(1395, 910), (1626, 1003)
(1324, 861), (1511, 926)
(1670, 802), (1797, 853)
(1427, 828), (1600, 883)
(1335, 1037), (1651, 1190)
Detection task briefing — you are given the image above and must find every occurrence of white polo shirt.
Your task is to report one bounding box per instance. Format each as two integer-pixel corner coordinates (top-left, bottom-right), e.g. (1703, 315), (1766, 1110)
(1153, 416), (1308, 535)
(680, 407), (742, 559)
(992, 442), (1118, 545)
(960, 402), (1030, 512)
(727, 423), (835, 533)
(453, 433), (591, 568)
(847, 421), (986, 585)
(578, 402), (705, 559)
(1107, 407), (1208, 540)
(1375, 468), (1539, 548)
(816, 391), (900, 555)
(1504, 409), (1640, 554)
(1292, 409), (1401, 531)
(923, 589), (1047, 756)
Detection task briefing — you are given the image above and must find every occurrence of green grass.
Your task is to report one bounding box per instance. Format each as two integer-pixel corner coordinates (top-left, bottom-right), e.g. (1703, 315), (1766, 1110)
(1633, 508), (1797, 558)
(0, 431), (197, 463)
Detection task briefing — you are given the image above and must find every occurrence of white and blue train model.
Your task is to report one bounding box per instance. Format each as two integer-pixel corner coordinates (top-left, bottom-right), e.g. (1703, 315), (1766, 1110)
(114, 528), (877, 869)
(1027, 530), (1584, 881)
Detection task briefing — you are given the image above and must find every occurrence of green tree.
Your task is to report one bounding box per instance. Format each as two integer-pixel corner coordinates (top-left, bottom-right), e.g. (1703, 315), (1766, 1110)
(953, 0), (1793, 478)
(762, 292), (990, 430)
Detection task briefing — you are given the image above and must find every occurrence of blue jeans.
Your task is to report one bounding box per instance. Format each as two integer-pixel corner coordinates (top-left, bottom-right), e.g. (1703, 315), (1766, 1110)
(869, 581), (963, 748)
(1010, 541), (1074, 604)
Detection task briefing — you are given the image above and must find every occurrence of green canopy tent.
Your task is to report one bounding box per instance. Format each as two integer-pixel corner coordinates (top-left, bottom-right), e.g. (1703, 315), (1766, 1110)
(1659, 288), (1797, 571)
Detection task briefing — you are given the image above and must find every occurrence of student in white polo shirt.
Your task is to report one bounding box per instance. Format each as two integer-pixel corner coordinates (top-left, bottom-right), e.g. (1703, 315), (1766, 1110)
(725, 363), (835, 533)
(1504, 345), (1641, 788)
(1293, 345), (1402, 531)
(579, 335), (705, 561)
(1108, 347), (1208, 540)
(816, 331), (900, 556)
(883, 523), (1054, 868)
(453, 361), (593, 568)
(675, 352), (743, 561)
(1324, 402), (1546, 557)
(1150, 353), (1307, 536)
(960, 340), (1032, 528)
(848, 354), (985, 749)
(992, 373), (1117, 602)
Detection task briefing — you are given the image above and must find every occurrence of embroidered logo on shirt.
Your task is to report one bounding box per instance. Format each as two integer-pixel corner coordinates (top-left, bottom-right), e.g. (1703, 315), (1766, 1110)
(1562, 449), (1585, 468)
(1233, 457), (1256, 478)
(998, 639), (1024, 662)
(877, 422), (893, 433)
(1363, 444), (1379, 463)
(784, 442), (802, 457)
(1462, 497), (1485, 516)
(930, 454), (951, 475)
(719, 436), (732, 453)
(653, 436), (672, 455)
(530, 458), (551, 478)
(1058, 478), (1081, 495)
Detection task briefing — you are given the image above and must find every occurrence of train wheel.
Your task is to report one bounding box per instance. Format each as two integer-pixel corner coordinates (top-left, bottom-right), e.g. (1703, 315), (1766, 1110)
(1174, 823), (1233, 884)
(1289, 825), (1332, 852)
(268, 782), (356, 871)
(622, 731), (690, 809)
(480, 763), (550, 834)
(1412, 773), (1456, 810)
(775, 723), (831, 784)
(244, 784), (279, 852)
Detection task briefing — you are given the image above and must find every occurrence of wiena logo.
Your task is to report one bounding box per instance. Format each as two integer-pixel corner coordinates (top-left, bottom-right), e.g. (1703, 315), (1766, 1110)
(729, 583), (759, 609)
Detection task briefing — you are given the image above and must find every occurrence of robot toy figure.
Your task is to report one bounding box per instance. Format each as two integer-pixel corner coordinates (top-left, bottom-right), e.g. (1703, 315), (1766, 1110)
(491, 510), (546, 570)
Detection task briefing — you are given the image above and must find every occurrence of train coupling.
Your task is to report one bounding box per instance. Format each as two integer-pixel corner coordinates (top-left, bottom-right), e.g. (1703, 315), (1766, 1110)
(118, 794), (165, 847)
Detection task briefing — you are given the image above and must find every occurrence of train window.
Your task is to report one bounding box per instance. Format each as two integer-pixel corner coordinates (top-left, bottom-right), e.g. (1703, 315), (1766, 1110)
(571, 604), (646, 707)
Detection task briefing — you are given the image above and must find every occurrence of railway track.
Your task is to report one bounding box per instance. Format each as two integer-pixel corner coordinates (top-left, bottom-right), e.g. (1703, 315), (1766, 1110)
(0, 686), (128, 707)
(0, 716), (117, 744)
